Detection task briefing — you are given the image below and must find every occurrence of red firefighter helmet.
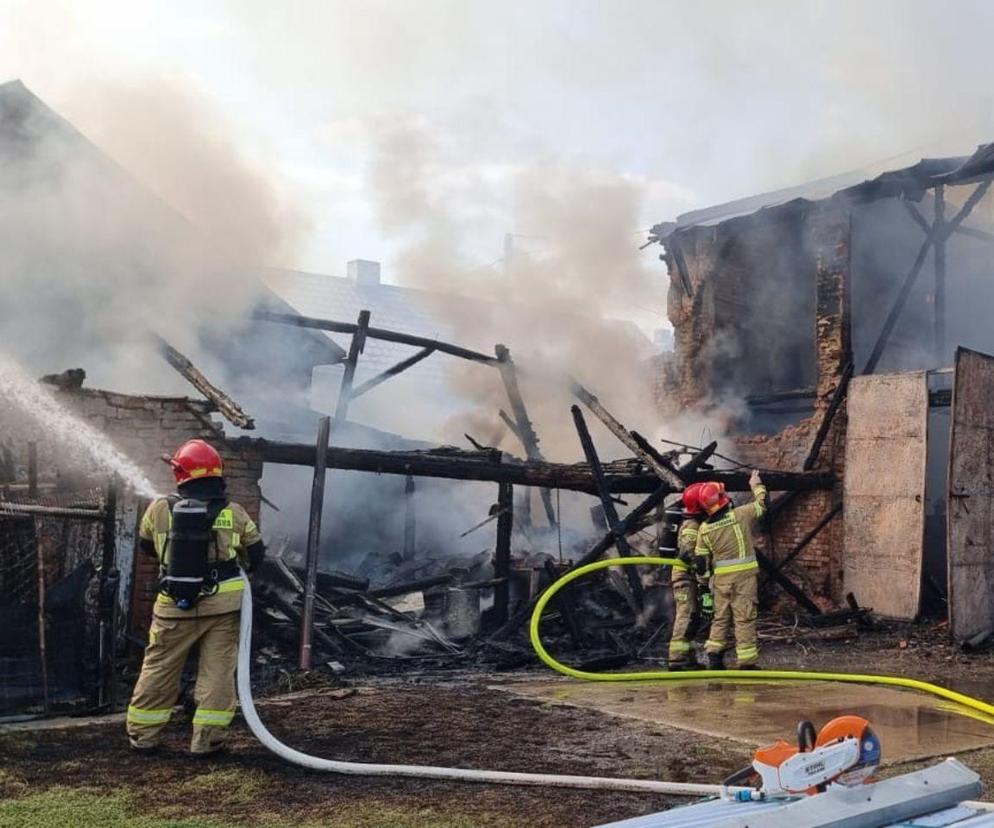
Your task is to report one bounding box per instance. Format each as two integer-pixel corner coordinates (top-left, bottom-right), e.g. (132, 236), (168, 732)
(682, 482), (706, 516)
(164, 439), (224, 485)
(699, 481), (731, 515)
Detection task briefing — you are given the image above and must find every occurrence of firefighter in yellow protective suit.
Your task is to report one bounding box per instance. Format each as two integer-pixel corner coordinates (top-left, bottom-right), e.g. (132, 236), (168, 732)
(127, 440), (265, 755)
(694, 470), (767, 670)
(666, 483), (707, 670)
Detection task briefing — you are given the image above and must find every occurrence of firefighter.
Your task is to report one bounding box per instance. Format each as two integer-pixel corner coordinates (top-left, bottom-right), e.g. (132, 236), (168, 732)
(667, 482), (706, 670)
(694, 470), (767, 670)
(127, 439), (265, 755)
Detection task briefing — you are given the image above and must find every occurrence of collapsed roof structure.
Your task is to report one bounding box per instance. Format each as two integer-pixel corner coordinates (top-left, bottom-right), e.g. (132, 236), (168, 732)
(648, 142), (994, 635)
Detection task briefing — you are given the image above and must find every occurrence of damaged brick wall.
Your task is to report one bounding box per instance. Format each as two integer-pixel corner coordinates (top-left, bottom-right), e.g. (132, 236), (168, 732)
(658, 206), (850, 604)
(0, 385), (263, 635)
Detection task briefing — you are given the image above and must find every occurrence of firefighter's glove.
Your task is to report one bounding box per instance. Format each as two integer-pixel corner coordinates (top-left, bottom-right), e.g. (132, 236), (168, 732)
(700, 590), (714, 620)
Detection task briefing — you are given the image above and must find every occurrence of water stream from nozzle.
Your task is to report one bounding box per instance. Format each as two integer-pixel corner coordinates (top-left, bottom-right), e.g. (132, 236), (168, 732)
(0, 355), (160, 499)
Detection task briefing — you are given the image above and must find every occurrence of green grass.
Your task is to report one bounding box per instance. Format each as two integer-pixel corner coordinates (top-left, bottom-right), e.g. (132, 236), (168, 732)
(0, 788), (222, 828)
(0, 787), (504, 828)
(176, 768), (266, 807)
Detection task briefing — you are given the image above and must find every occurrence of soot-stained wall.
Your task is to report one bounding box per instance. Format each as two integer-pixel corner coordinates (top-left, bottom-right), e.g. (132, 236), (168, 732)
(658, 205), (850, 604)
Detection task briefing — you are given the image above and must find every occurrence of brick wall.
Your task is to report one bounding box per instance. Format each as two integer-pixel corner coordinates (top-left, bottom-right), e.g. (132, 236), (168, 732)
(0, 384), (263, 635)
(656, 206), (851, 604)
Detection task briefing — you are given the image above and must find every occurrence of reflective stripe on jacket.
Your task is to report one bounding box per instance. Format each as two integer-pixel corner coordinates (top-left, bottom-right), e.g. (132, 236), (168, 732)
(139, 497), (262, 617)
(695, 484), (767, 579)
(673, 519), (700, 580)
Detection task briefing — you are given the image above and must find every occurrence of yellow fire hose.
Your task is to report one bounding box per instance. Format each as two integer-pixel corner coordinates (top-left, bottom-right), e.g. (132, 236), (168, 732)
(529, 556), (994, 720)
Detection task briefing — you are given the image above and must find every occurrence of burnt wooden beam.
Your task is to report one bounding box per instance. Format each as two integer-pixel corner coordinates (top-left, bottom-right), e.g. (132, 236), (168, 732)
(772, 502), (842, 574)
(490, 443), (719, 640)
(299, 415), (331, 671)
(952, 224), (994, 244)
(154, 335), (255, 429)
(572, 405), (643, 605)
(571, 382), (685, 489)
(334, 310), (370, 423)
(492, 482), (514, 627)
(757, 549), (823, 615)
(543, 559), (584, 648)
(253, 309), (499, 366)
(403, 475), (417, 559)
(746, 387), (817, 406)
(903, 199), (932, 235)
(258, 585), (352, 656)
(498, 409), (525, 444)
(368, 574), (452, 599)
(495, 345), (557, 527)
(243, 437), (832, 495)
(803, 362), (854, 472)
(864, 180), (991, 375)
(934, 184), (947, 365)
(351, 347), (436, 399)
(768, 363), (853, 525)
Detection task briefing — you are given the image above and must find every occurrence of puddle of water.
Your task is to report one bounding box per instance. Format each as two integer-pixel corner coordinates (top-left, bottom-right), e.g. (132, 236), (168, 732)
(499, 679), (994, 764)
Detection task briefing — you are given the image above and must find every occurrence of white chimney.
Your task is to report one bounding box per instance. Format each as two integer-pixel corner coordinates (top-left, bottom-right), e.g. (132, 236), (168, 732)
(348, 259), (381, 288)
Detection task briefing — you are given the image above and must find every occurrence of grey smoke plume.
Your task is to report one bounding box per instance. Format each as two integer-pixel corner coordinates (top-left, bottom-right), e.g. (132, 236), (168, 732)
(363, 114), (674, 462)
(0, 77), (306, 393)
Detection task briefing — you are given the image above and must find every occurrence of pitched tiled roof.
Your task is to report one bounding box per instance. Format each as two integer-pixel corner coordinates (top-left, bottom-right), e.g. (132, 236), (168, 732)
(265, 268), (461, 383)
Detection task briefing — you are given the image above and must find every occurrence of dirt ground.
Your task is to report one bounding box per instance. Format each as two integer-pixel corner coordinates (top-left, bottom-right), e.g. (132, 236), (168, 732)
(3, 626), (994, 828)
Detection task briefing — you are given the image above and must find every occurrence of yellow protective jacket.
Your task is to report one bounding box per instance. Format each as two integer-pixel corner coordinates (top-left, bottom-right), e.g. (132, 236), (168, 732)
(694, 483), (768, 584)
(139, 497), (262, 618)
(672, 518), (700, 584)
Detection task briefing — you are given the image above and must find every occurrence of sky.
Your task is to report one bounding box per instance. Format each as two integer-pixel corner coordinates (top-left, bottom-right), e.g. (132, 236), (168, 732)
(3, 0), (994, 335)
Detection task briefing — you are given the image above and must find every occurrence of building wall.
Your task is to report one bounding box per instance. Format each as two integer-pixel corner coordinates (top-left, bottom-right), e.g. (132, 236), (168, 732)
(658, 206), (850, 604)
(0, 384), (263, 637)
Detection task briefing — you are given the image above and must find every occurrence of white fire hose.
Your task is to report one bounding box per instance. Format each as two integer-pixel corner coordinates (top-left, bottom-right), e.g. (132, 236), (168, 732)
(236, 575), (743, 796)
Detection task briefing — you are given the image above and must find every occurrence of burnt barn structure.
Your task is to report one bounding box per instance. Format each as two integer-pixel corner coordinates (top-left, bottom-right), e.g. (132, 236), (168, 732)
(650, 142), (994, 639)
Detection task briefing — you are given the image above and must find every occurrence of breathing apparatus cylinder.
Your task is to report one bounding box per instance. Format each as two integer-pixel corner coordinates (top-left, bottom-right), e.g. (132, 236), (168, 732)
(657, 502), (684, 562)
(161, 498), (213, 610)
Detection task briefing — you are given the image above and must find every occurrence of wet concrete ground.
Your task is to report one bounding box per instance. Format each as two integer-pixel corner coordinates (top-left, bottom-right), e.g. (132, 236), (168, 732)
(496, 678), (994, 764)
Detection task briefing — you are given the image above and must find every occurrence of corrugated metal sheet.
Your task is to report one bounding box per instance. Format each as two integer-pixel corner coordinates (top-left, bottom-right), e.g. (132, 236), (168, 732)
(593, 797), (787, 827)
(651, 142), (994, 240)
(596, 799), (994, 828)
(596, 760), (991, 828)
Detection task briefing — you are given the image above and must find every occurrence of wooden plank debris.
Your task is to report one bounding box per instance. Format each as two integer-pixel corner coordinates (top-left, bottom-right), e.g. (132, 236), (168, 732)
(571, 382), (685, 489)
(153, 335), (255, 429)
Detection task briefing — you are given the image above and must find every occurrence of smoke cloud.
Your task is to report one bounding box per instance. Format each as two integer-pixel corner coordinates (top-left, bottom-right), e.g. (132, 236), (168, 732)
(0, 75), (307, 393)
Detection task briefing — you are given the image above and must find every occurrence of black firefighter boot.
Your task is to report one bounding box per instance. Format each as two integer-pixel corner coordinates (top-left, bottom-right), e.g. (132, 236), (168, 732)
(706, 652), (725, 671)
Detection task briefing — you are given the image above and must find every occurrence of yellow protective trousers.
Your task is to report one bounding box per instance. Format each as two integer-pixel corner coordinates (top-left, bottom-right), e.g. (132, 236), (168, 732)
(127, 611), (239, 754)
(704, 569), (759, 666)
(668, 578), (698, 665)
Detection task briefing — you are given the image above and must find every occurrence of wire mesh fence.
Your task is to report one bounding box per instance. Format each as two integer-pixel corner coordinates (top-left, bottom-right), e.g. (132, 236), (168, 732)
(0, 486), (108, 717)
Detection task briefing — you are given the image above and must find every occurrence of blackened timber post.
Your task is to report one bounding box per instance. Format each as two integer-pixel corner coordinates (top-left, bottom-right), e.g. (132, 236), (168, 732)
(571, 405), (643, 606)
(334, 310), (371, 424)
(303, 310), (370, 668)
(300, 415), (331, 670)
(490, 445), (717, 640)
(495, 345), (557, 527)
(864, 179), (991, 375)
(492, 482), (514, 626)
(403, 475), (416, 560)
(934, 184), (946, 366)
(571, 382), (685, 490)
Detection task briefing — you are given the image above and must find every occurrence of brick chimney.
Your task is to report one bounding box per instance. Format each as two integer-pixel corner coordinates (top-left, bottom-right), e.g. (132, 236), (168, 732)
(348, 259), (381, 288)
